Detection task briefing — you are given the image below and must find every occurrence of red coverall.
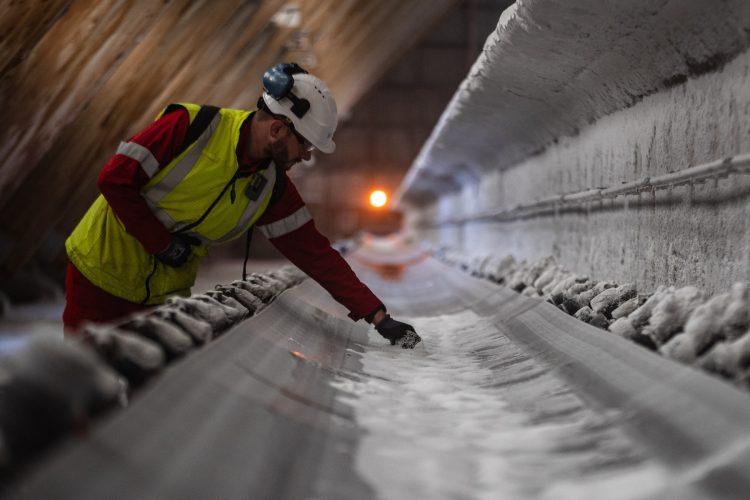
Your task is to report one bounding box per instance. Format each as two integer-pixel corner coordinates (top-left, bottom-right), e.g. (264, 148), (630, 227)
(63, 109), (383, 330)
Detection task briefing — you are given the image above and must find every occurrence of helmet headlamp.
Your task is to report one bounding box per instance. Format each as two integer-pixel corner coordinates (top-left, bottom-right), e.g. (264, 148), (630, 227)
(262, 63), (310, 118)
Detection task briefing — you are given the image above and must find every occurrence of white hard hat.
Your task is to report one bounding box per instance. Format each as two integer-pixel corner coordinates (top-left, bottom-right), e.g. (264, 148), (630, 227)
(261, 65), (338, 153)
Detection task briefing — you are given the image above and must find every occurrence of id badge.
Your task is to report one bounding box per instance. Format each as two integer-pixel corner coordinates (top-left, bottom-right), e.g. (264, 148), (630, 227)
(245, 173), (268, 201)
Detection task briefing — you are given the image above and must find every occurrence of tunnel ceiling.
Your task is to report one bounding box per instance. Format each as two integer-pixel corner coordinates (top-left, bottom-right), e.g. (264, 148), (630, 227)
(397, 0), (750, 206)
(0, 0), (455, 273)
(288, 0), (514, 241)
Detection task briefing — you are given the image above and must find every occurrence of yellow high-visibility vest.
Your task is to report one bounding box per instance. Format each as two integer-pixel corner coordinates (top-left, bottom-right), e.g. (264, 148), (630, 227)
(66, 103), (276, 304)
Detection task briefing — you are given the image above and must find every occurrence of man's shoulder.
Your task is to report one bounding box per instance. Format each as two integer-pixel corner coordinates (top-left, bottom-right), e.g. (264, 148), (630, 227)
(159, 102), (197, 118)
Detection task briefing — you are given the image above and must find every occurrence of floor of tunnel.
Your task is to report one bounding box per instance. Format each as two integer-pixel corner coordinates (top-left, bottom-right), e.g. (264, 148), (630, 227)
(7, 239), (750, 499)
(342, 244), (670, 499)
(332, 310), (668, 499)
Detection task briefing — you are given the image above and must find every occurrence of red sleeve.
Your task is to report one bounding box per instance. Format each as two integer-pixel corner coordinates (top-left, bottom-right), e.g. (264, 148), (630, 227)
(97, 109), (190, 254)
(256, 177), (384, 321)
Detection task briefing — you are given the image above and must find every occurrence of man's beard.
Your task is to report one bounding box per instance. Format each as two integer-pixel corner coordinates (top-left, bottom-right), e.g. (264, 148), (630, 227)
(269, 139), (298, 171)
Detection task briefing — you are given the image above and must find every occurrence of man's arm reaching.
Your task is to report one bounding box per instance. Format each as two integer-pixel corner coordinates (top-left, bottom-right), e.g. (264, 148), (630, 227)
(255, 177), (421, 348)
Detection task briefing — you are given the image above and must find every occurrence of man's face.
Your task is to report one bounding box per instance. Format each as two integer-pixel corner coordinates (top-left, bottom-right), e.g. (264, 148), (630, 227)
(269, 122), (313, 171)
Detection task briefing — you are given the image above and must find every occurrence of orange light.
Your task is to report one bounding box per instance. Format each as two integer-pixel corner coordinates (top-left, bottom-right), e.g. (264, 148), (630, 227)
(369, 190), (387, 208)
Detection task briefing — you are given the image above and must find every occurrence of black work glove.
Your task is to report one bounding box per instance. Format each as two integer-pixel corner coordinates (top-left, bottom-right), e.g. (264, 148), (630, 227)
(156, 234), (201, 267)
(375, 315), (422, 349)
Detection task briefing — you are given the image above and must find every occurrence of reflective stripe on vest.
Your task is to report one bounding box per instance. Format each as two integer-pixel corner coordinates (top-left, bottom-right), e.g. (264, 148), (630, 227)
(257, 206), (312, 239)
(116, 141), (160, 177)
(144, 111), (222, 206)
(139, 111), (223, 235)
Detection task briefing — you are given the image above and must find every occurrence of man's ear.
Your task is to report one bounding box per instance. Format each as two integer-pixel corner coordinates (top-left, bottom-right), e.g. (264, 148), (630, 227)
(269, 120), (285, 140)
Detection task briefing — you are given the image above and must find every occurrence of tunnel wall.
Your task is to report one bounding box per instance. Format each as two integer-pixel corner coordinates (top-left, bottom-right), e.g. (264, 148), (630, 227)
(401, 0), (750, 295)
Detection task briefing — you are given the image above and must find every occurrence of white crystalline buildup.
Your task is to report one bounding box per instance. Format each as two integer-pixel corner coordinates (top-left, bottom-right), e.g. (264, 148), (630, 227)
(114, 331), (165, 371)
(548, 275), (574, 302)
(629, 286), (671, 330)
(0, 335), (123, 466)
(643, 294), (679, 345)
(214, 285), (263, 313)
(83, 325), (165, 380)
(193, 294), (245, 325)
(563, 280), (594, 313)
(533, 265), (560, 292)
(565, 281), (594, 298)
(615, 283), (638, 302)
(166, 296), (231, 330)
(541, 269), (569, 296)
(731, 282), (749, 301)
(720, 283), (750, 340)
(590, 288), (621, 316)
(592, 281), (618, 296)
(507, 263), (529, 291)
(574, 282), (616, 312)
(205, 291), (249, 320)
(474, 255), (493, 278)
(240, 273), (283, 296)
(232, 279), (274, 302)
(468, 255), (488, 276)
(487, 255), (516, 282)
(673, 286), (706, 320)
(611, 297), (642, 319)
(574, 306), (608, 329)
(154, 308), (212, 344)
(550, 275), (588, 304)
(643, 286), (705, 345)
(524, 256), (556, 286)
(659, 333), (698, 363)
(700, 332), (750, 377)
(8, 334), (122, 415)
(268, 265), (305, 286)
(683, 293), (728, 355)
(121, 315), (194, 357)
(609, 317), (638, 339)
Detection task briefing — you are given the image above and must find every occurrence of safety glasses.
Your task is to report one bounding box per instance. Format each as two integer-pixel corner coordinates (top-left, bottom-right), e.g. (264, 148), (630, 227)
(280, 118), (314, 152)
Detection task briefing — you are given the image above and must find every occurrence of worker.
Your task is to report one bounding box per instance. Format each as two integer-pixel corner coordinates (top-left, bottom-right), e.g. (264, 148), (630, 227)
(63, 63), (421, 349)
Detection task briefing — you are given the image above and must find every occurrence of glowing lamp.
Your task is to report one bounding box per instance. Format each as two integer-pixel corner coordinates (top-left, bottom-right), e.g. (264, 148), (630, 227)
(369, 190), (387, 208)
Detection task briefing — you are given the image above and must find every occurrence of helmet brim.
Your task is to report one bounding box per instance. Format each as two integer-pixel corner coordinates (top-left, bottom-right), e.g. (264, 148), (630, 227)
(316, 139), (335, 154)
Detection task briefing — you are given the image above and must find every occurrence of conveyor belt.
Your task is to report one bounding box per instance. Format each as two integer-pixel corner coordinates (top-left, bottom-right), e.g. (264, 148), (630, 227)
(8, 245), (750, 499)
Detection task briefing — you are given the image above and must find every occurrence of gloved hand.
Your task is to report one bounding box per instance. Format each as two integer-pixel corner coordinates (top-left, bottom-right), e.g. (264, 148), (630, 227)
(375, 315), (422, 349)
(156, 234), (201, 267)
